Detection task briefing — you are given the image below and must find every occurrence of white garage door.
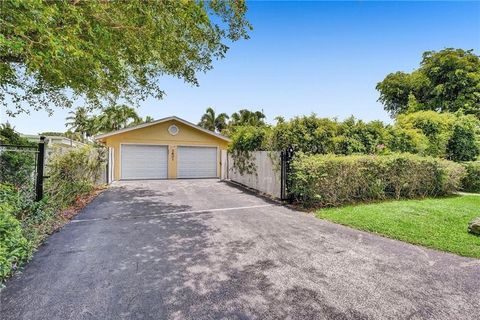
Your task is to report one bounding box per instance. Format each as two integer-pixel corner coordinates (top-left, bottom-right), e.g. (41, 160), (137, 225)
(121, 144), (168, 179)
(177, 146), (217, 178)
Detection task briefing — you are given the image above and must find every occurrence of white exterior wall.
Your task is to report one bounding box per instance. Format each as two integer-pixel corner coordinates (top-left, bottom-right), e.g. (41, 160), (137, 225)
(226, 151), (282, 199)
(221, 149), (228, 180)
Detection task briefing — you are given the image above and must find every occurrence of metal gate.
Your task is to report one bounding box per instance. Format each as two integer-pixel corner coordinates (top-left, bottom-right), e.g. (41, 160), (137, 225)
(0, 137), (46, 201)
(280, 146), (295, 201)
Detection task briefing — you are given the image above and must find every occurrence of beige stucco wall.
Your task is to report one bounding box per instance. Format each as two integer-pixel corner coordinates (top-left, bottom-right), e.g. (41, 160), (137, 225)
(101, 119), (229, 180)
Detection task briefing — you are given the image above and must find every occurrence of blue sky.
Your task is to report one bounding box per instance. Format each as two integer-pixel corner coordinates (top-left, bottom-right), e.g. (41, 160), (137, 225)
(2, 0), (480, 134)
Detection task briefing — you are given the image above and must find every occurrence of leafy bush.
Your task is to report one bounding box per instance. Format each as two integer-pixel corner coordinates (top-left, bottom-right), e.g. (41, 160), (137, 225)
(461, 162), (480, 193)
(386, 127), (429, 155)
(228, 125), (271, 174)
(0, 183), (23, 212)
(0, 124), (37, 193)
(0, 143), (105, 282)
(336, 117), (387, 154)
(270, 115), (389, 155)
(0, 203), (31, 279)
(271, 115), (339, 154)
(228, 112), (479, 162)
(289, 153), (465, 207)
(395, 111), (480, 161)
(45, 145), (104, 208)
(395, 111), (455, 158)
(446, 115), (480, 161)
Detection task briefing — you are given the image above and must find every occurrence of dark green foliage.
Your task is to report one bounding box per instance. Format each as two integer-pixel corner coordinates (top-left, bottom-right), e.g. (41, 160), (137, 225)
(228, 126), (271, 174)
(395, 111), (455, 157)
(395, 111), (480, 161)
(336, 118), (387, 154)
(377, 49), (480, 118)
(229, 109), (266, 127)
(270, 115), (338, 154)
(228, 112), (479, 162)
(1, 1), (251, 114)
(0, 124), (36, 193)
(461, 162), (480, 192)
(94, 105), (142, 133)
(1, 145), (105, 282)
(386, 127), (428, 154)
(289, 153), (465, 207)
(269, 115), (390, 155)
(446, 116), (480, 161)
(0, 202), (31, 280)
(0, 183), (53, 281)
(198, 107), (229, 133)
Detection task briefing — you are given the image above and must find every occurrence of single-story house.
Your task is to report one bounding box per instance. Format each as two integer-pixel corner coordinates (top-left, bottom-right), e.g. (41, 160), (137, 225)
(95, 116), (230, 181)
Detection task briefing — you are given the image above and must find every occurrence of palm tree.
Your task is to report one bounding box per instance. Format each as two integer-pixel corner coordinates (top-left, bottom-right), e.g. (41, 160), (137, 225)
(198, 107), (229, 132)
(96, 105), (142, 133)
(144, 116), (155, 123)
(65, 107), (94, 140)
(230, 109), (266, 127)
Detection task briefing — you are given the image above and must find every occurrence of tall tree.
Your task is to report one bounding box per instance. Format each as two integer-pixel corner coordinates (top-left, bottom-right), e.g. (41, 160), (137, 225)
(376, 48), (480, 118)
(230, 109), (266, 127)
(95, 105), (141, 133)
(198, 107), (229, 132)
(144, 116), (155, 123)
(1, 1), (251, 115)
(65, 107), (94, 139)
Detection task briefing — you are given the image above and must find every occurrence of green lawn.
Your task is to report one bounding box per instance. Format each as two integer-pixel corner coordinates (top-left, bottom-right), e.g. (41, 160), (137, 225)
(316, 195), (480, 258)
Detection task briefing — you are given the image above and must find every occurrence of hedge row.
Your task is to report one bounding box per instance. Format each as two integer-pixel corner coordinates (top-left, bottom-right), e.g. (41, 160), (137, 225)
(289, 153), (465, 207)
(461, 162), (480, 193)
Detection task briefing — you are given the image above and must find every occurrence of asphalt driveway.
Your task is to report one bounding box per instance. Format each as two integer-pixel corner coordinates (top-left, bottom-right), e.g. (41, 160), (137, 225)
(1, 180), (479, 320)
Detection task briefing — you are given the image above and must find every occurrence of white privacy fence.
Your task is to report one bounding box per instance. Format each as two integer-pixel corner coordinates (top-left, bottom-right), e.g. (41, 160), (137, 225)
(222, 150), (283, 199)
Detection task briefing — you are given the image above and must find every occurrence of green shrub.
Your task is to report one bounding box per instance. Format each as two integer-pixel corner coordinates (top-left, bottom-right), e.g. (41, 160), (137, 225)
(228, 125), (272, 174)
(0, 203), (31, 279)
(331, 135), (366, 155)
(270, 115), (339, 154)
(461, 162), (480, 192)
(395, 111), (455, 158)
(394, 111), (480, 161)
(446, 115), (480, 161)
(0, 146), (104, 282)
(289, 153), (465, 207)
(0, 124), (37, 193)
(386, 127), (429, 155)
(0, 183), (22, 211)
(45, 145), (104, 209)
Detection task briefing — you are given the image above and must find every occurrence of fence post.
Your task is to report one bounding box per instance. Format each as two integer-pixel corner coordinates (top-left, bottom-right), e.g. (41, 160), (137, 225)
(280, 151), (284, 200)
(35, 136), (45, 201)
(280, 146), (295, 202)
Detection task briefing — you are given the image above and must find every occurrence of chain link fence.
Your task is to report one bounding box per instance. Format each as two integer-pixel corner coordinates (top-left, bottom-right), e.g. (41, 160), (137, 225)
(0, 142), (43, 201)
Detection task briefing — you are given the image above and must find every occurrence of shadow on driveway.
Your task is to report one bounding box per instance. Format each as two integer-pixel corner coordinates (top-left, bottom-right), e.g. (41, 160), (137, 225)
(1, 180), (479, 319)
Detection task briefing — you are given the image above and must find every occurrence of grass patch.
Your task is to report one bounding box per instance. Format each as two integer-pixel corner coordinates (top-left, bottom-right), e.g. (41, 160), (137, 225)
(316, 195), (480, 258)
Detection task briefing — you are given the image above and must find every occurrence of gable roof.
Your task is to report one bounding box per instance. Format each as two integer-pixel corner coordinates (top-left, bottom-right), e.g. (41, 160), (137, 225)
(94, 116), (231, 142)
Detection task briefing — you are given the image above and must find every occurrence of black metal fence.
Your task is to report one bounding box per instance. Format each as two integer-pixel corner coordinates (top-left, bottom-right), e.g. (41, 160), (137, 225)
(0, 137), (46, 201)
(280, 146), (295, 201)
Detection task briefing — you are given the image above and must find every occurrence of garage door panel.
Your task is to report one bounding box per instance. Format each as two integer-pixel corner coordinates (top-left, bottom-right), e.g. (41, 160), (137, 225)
(121, 145), (168, 179)
(177, 147), (217, 178)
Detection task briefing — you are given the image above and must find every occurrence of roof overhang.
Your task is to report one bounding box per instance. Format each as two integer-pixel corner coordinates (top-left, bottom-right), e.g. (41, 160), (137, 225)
(94, 116), (231, 142)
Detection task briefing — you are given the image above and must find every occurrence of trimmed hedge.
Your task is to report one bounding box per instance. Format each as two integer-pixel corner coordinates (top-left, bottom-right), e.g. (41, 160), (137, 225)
(461, 162), (480, 193)
(289, 153), (465, 207)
